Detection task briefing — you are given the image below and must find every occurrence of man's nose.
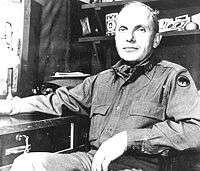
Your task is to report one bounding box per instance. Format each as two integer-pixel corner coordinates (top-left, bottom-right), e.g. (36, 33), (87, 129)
(126, 32), (136, 43)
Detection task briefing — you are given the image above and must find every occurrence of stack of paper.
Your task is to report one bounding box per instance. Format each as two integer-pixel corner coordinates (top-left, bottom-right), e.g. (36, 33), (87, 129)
(51, 72), (90, 78)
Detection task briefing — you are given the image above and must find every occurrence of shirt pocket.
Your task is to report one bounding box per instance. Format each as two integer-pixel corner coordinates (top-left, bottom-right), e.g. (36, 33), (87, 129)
(90, 104), (109, 118)
(129, 101), (165, 121)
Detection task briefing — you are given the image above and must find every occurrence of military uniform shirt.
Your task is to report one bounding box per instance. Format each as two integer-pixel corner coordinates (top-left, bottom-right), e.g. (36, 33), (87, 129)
(10, 58), (200, 155)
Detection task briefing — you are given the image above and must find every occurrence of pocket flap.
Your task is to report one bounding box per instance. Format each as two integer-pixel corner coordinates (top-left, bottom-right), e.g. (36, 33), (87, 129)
(129, 101), (164, 121)
(90, 105), (110, 118)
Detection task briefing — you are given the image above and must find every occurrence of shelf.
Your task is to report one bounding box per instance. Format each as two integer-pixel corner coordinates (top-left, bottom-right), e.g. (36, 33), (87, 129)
(161, 30), (200, 37)
(78, 36), (113, 42)
(81, 0), (200, 10)
(81, 0), (158, 9)
(78, 30), (200, 42)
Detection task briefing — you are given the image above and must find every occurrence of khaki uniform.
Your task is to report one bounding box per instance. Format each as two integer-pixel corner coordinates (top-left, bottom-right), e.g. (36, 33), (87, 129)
(10, 57), (200, 171)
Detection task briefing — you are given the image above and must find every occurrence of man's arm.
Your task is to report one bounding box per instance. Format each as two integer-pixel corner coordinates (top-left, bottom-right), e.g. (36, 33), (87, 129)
(91, 69), (200, 171)
(0, 75), (97, 116)
(127, 69), (200, 154)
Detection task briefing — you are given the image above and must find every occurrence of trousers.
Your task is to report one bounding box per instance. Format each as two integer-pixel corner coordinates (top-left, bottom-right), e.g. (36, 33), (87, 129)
(10, 150), (160, 171)
(10, 151), (93, 171)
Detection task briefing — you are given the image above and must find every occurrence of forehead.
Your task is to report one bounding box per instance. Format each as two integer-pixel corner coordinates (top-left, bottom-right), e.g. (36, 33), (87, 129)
(117, 4), (154, 28)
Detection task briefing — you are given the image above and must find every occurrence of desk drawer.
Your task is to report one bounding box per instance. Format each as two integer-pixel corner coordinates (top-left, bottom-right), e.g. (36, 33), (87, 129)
(0, 123), (72, 167)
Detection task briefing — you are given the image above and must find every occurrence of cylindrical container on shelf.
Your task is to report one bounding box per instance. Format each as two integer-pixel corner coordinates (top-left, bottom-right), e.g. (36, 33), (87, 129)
(6, 67), (13, 99)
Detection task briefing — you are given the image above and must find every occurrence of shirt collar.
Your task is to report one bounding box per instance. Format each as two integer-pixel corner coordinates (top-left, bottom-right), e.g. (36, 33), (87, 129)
(112, 54), (160, 81)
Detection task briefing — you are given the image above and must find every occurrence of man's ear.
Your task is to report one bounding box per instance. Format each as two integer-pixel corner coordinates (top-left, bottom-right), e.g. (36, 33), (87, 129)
(153, 33), (162, 48)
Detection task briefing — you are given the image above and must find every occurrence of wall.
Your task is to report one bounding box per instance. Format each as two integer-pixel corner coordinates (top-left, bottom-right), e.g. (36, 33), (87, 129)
(158, 6), (200, 89)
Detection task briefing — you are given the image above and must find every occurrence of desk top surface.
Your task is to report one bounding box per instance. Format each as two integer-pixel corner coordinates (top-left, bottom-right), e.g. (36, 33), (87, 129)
(0, 113), (88, 135)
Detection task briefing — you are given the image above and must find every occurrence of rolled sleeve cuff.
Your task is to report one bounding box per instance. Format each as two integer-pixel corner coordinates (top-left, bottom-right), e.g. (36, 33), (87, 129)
(127, 129), (151, 151)
(127, 127), (173, 156)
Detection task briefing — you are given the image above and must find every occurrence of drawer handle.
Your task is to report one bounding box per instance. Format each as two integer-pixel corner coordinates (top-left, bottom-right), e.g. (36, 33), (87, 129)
(16, 134), (31, 153)
(5, 134), (31, 156)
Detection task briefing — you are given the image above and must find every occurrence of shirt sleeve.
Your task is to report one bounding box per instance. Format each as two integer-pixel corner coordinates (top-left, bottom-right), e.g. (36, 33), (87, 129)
(127, 69), (200, 155)
(10, 75), (97, 116)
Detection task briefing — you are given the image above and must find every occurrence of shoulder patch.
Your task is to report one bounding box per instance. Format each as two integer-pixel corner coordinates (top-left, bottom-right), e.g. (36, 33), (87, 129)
(177, 75), (190, 87)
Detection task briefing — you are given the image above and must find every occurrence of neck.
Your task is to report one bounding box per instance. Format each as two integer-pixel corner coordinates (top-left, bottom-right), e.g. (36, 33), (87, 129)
(122, 51), (154, 67)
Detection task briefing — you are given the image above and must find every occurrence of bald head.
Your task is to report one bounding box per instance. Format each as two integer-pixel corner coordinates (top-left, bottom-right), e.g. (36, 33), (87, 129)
(118, 1), (159, 33)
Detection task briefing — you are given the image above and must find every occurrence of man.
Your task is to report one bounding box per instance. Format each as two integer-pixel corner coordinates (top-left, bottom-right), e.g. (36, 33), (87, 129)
(1, 1), (200, 171)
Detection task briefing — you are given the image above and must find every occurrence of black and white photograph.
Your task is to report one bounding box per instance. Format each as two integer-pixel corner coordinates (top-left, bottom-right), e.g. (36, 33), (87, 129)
(0, 0), (200, 171)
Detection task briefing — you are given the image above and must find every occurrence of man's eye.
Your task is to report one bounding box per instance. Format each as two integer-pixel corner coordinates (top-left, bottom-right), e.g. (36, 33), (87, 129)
(118, 27), (126, 31)
(137, 27), (146, 32)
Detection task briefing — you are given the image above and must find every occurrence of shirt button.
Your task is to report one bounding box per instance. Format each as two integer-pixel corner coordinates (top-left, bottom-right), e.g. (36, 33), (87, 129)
(116, 106), (120, 111)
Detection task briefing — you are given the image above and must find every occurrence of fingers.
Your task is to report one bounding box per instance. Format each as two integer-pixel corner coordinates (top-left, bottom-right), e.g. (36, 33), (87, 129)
(91, 132), (128, 171)
(102, 157), (110, 171)
(92, 156), (110, 171)
(92, 147), (111, 171)
(92, 151), (104, 171)
(0, 100), (12, 115)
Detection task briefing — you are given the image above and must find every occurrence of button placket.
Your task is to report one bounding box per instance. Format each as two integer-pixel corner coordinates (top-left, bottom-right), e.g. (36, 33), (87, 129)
(101, 85), (126, 139)
(105, 106), (121, 135)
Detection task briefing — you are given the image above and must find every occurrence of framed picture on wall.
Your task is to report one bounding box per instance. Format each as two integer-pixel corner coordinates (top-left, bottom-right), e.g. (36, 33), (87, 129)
(0, 0), (42, 98)
(0, 0), (23, 98)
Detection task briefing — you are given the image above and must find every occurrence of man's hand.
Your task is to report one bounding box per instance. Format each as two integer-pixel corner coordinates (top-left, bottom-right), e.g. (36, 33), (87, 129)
(92, 131), (128, 171)
(0, 100), (12, 115)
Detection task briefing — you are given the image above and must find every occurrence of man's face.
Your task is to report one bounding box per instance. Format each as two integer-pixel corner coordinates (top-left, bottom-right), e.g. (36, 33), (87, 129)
(115, 5), (156, 63)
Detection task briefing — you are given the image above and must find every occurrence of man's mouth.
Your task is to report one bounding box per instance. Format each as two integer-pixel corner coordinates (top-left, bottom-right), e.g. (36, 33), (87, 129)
(123, 47), (138, 52)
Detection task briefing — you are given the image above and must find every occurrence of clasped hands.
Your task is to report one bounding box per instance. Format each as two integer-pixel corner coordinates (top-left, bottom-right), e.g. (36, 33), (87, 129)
(92, 131), (128, 171)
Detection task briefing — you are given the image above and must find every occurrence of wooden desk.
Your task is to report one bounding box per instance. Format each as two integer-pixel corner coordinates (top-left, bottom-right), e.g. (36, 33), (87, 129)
(0, 113), (89, 171)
